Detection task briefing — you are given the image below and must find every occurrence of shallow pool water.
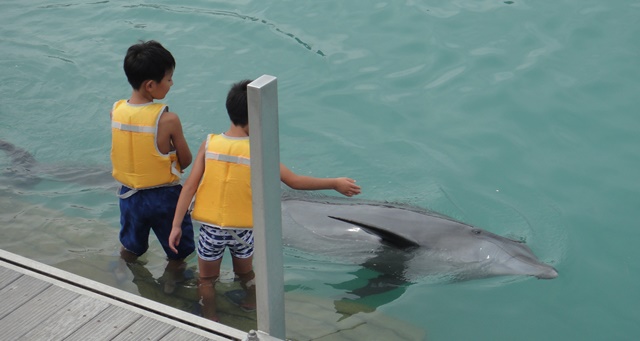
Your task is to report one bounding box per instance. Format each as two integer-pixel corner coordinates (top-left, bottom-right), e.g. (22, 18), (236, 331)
(1, 1), (639, 340)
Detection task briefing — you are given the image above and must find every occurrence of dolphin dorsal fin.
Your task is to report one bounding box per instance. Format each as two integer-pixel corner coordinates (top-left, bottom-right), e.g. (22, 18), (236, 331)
(328, 215), (419, 249)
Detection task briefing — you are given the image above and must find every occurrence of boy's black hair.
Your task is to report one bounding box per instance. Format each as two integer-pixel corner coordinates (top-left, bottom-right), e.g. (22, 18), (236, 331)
(226, 79), (253, 127)
(123, 40), (176, 90)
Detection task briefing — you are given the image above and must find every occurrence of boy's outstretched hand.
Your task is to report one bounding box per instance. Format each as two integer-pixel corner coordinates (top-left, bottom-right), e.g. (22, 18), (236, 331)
(168, 226), (182, 254)
(334, 177), (361, 197)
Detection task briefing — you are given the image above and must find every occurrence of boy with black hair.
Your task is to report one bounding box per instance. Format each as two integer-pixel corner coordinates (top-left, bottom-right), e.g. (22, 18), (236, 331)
(111, 40), (194, 285)
(169, 79), (361, 321)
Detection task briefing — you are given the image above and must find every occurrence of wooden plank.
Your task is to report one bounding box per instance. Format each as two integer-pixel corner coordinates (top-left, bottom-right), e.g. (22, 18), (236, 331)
(111, 315), (175, 341)
(18, 294), (109, 340)
(2, 285), (79, 340)
(64, 305), (139, 341)
(0, 274), (50, 319)
(0, 266), (22, 289)
(160, 328), (211, 341)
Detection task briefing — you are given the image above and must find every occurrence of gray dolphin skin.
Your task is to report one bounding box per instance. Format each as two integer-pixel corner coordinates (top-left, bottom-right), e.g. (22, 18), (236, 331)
(0, 139), (39, 187)
(281, 192), (558, 281)
(0, 139), (114, 188)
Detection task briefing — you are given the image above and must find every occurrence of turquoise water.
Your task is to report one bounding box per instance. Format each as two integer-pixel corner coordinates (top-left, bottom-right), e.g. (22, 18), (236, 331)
(1, 0), (639, 340)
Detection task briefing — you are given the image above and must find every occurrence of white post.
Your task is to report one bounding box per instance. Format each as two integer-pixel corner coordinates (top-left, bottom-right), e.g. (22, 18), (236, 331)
(247, 75), (286, 339)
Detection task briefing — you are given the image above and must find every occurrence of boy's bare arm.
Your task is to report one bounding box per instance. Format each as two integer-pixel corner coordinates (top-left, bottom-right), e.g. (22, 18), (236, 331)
(169, 140), (206, 253)
(158, 111), (192, 169)
(279, 164), (361, 197)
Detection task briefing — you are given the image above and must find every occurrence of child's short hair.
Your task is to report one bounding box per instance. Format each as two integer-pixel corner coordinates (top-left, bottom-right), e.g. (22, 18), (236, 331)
(123, 40), (176, 90)
(225, 79), (253, 127)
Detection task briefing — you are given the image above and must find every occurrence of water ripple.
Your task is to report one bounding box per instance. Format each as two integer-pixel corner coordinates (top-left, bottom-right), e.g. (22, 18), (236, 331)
(424, 66), (466, 89)
(37, 1), (109, 9)
(516, 23), (562, 71)
(123, 3), (326, 56)
(407, 0), (518, 17)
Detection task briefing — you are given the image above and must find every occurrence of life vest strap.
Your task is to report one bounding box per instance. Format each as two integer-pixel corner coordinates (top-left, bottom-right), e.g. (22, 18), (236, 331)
(115, 182), (180, 199)
(228, 230), (252, 248)
(111, 121), (155, 133)
(205, 151), (250, 166)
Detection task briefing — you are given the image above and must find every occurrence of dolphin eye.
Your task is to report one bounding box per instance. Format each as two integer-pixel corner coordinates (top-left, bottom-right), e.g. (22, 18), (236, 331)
(472, 229), (482, 235)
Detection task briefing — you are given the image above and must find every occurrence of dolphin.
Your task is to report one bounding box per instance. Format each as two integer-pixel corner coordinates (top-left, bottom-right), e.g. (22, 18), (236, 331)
(0, 139), (114, 189)
(0, 139), (40, 187)
(281, 192), (558, 281)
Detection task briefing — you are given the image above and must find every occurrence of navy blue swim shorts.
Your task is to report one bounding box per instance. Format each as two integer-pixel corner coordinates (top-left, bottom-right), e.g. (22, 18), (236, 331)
(119, 185), (195, 260)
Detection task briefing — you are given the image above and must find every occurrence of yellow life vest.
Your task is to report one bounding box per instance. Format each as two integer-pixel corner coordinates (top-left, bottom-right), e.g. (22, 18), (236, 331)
(110, 100), (181, 190)
(191, 134), (252, 229)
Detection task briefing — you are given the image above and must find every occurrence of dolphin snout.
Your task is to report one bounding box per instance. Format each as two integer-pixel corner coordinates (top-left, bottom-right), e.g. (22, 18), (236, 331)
(535, 266), (558, 279)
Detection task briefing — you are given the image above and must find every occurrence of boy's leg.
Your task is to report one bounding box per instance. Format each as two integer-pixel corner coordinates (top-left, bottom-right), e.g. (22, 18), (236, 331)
(152, 185), (195, 259)
(232, 255), (256, 311)
(227, 229), (255, 311)
(117, 192), (148, 284)
(196, 224), (229, 322)
(120, 247), (139, 263)
(156, 215), (193, 294)
(112, 246), (138, 284)
(118, 188), (152, 258)
(146, 185), (195, 293)
(198, 257), (222, 322)
(162, 258), (187, 294)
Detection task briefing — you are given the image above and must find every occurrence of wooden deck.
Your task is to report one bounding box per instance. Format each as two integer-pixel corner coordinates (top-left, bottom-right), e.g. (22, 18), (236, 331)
(0, 249), (269, 341)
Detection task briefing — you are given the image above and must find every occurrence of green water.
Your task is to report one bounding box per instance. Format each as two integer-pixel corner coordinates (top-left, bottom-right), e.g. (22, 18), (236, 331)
(1, 1), (639, 340)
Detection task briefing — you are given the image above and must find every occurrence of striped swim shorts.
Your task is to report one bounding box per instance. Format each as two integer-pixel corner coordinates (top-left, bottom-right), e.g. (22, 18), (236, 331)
(197, 224), (254, 261)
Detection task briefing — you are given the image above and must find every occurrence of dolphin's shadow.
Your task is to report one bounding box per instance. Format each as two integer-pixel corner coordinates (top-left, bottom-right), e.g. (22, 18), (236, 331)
(327, 251), (413, 318)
